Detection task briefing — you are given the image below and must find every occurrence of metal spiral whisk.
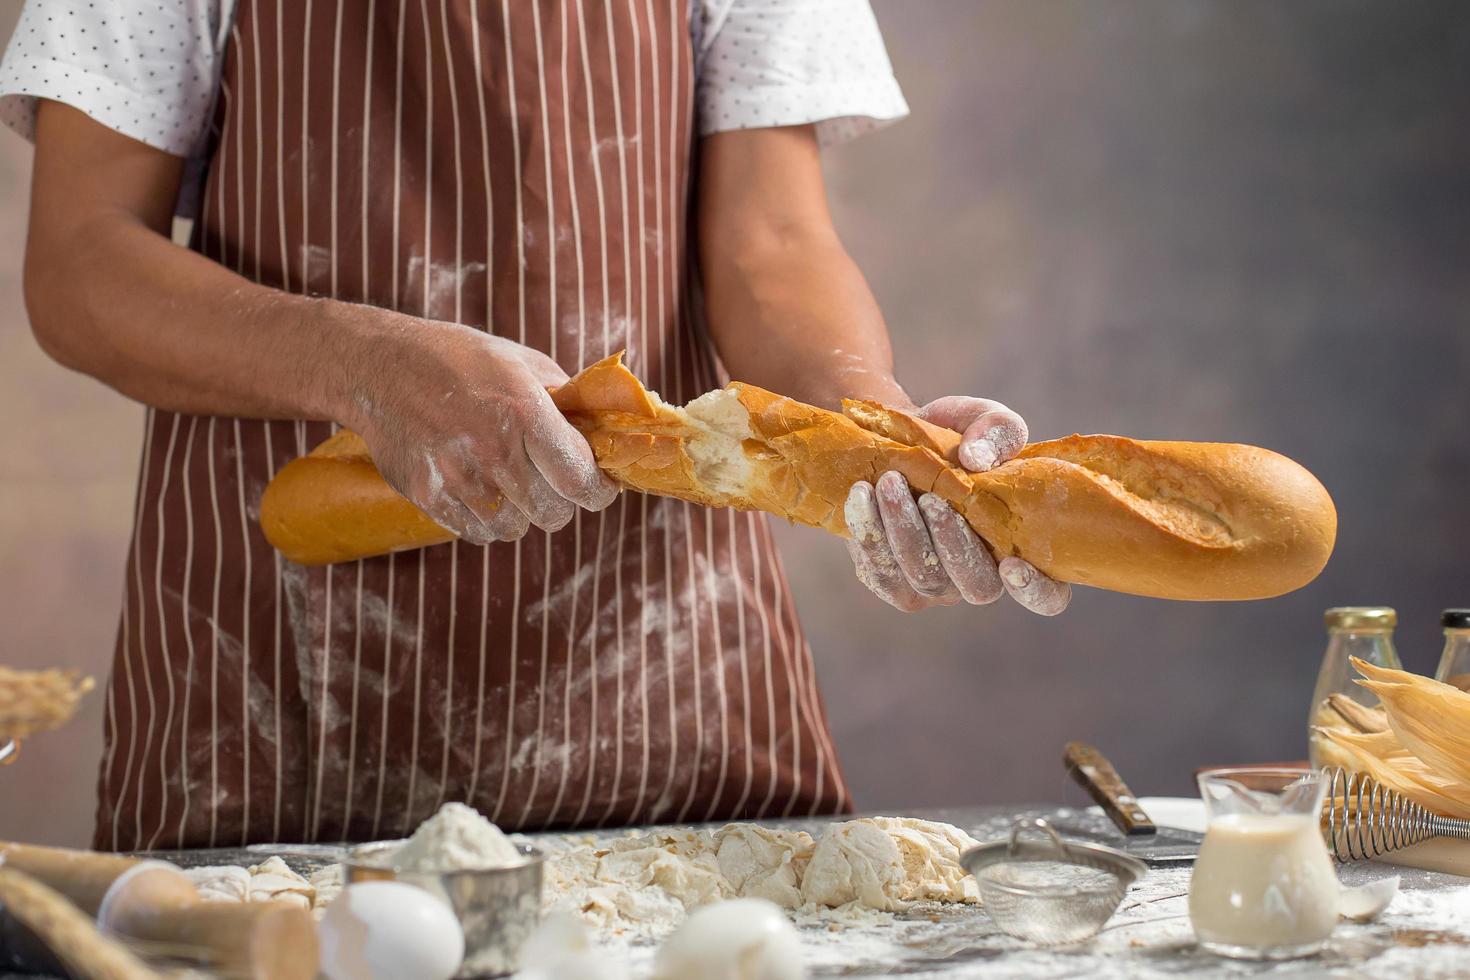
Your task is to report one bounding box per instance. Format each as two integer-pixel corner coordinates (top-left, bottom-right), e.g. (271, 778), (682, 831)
(1321, 766), (1470, 862)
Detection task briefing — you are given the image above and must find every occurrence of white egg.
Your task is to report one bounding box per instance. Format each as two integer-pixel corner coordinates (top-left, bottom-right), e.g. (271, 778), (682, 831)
(317, 881), (464, 980)
(652, 898), (805, 980)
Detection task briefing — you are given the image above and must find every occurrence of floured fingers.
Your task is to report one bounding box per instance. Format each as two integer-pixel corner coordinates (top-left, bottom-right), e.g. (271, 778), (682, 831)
(998, 556), (1072, 616)
(917, 493), (1003, 605)
(873, 472), (959, 600)
(845, 482), (929, 611)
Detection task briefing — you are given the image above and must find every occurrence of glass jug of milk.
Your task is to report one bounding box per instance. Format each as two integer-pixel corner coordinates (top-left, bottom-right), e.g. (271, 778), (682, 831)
(1188, 768), (1338, 960)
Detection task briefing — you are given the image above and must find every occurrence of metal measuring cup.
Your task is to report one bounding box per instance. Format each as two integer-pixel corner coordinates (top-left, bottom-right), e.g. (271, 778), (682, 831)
(345, 840), (545, 978)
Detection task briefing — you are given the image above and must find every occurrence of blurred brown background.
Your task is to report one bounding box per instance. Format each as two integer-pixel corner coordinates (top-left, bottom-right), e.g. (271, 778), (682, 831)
(3, 1), (1468, 846)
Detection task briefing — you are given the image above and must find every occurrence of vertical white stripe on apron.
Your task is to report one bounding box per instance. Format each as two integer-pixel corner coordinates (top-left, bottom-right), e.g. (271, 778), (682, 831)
(390, 0), (406, 311)
(768, 537), (804, 819)
(173, 416), (201, 847)
(599, 1), (633, 824)
(490, 0), (527, 828)
(464, 0), (494, 816)
(143, 414), (181, 849)
(275, 0), (291, 293)
(491, 540), (523, 823)
(434, 0), (466, 818)
(403, 552), (425, 834)
(312, 564), (333, 839)
(624, 0), (653, 823)
(547, 0), (590, 826)
(466, 543), (490, 809)
(369, 552), (396, 839)
(644, 0), (680, 820)
(749, 518), (780, 818)
(206, 416), (224, 847)
(402, 0), (436, 833)
(251, 1), (265, 287)
(519, 0), (559, 827)
(101, 655), (120, 844)
(602, 495), (629, 827)
(342, 559), (365, 838)
(296, 0), (315, 456)
(232, 417), (255, 845)
(341, 0), (376, 838)
(712, 511), (751, 821)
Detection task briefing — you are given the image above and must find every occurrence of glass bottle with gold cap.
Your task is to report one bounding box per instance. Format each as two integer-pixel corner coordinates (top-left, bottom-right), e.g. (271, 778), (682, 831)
(1434, 610), (1470, 692)
(1307, 607), (1401, 769)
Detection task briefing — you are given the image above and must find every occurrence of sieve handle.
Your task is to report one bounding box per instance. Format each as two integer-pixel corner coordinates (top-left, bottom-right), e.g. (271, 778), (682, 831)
(1064, 741), (1156, 836)
(1008, 817), (1070, 858)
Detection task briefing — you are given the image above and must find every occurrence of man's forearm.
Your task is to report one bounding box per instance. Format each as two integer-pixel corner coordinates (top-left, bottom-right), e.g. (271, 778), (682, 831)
(25, 209), (436, 428)
(24, 99), (420, 430)
(701, 223), (911, 411)
(696, 126), (911, 412)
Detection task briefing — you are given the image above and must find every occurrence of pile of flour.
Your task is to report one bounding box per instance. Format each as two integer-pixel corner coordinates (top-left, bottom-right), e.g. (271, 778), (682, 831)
(391, 801), (526, 871)
(540, 816), (981, 938)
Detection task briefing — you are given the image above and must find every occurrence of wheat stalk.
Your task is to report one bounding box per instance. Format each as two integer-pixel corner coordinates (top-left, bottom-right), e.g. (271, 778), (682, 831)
(0, 666), (95, 743)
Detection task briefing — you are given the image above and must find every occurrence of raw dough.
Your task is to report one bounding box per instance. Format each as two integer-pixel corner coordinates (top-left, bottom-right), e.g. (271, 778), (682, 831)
(184, 855), (314, 909)
(184, 864), (250, 903)
(310, 862), (346, 912)
(798, 821), (905, 911)
(547, 817), (979, 935)
(715, 825), (814, 909)
(870, 816), (982, 904)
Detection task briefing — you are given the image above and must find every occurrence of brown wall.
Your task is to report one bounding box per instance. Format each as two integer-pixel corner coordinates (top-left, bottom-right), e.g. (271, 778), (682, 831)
(2, 1), (1468, 847)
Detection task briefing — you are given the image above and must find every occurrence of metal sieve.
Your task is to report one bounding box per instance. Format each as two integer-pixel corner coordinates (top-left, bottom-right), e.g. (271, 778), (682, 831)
(960, 817), (1148, 945)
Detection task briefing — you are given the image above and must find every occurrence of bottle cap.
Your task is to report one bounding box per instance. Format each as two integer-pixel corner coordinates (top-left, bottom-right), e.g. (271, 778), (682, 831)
(1443, 610), (1470, 630)
(1324, 607), (1396, 631)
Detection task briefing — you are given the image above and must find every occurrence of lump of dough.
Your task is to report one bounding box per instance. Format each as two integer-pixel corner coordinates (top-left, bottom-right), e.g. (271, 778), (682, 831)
(247, 855), (314, 909)
(310, 863), (346, 915)
(184, 865), (251, 903)
(799, 821), (905, 911)
(545, 829), (729, 934)
(866, 817), (981, 904)
(714, 825), (814, 910)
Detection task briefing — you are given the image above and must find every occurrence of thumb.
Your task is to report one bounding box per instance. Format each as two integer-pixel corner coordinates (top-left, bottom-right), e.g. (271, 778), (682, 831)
(919, 396), (1029, 472)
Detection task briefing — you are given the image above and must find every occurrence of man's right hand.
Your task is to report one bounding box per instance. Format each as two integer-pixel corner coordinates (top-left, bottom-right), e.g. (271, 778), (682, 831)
(341, 321), (619, 544)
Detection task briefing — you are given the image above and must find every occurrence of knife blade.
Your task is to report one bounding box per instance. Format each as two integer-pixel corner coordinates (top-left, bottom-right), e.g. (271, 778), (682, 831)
(1059, 740), (1203, 865)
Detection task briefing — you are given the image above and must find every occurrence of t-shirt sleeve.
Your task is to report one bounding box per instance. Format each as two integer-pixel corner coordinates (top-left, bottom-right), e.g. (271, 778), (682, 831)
(695, 0), (910, 147)
(0, 0), (230, 158)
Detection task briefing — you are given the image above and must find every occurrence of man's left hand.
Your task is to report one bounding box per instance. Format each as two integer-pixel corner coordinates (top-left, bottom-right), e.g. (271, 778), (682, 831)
(843, 395), (1072, 616)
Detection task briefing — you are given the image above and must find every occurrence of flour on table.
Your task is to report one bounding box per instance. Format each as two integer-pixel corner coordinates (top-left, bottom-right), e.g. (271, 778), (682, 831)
(546, 817), (980, 937)
(392, 801), (526, 871)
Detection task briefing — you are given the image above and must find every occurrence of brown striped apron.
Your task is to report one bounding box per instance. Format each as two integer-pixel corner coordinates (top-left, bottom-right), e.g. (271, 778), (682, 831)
(95, 0), (849, 852)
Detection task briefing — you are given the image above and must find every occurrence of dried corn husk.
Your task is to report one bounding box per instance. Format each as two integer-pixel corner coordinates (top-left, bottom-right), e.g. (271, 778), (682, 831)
(1352, 657), (1470, 786)
(1324, 693), (1389, 734)
(0, 666), (95, 742)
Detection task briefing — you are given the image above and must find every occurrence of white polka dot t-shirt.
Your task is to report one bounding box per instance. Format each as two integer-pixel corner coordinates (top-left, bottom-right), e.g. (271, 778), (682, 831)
(1, 0), (908, 160)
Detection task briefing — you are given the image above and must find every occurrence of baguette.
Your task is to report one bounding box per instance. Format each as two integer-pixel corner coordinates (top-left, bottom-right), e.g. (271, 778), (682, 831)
(259, 353), (1336, 600)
